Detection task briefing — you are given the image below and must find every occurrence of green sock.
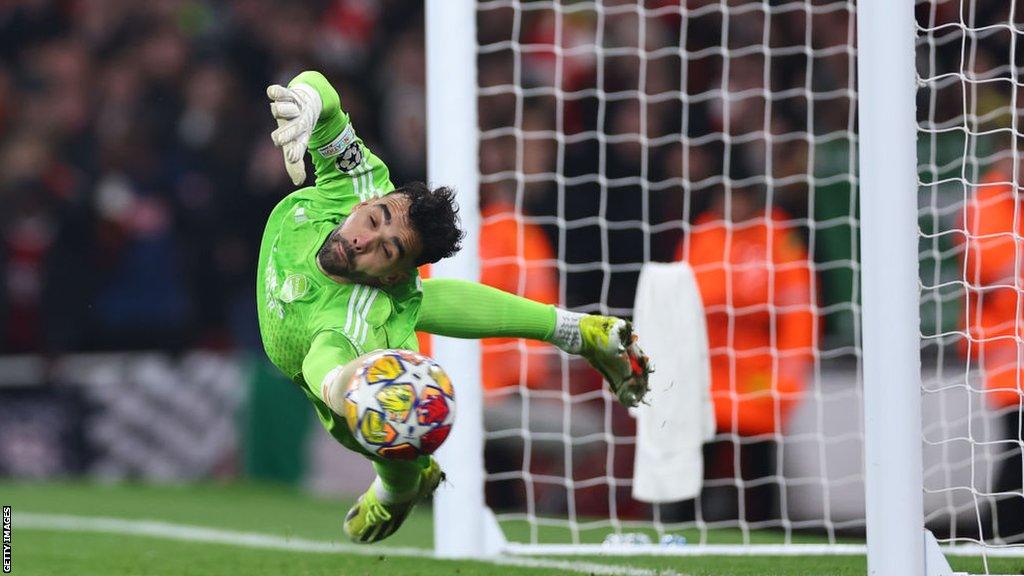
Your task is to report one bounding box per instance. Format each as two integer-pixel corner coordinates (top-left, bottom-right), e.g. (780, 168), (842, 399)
(372, 459), (422, 503)
(417, 278), (557, 341)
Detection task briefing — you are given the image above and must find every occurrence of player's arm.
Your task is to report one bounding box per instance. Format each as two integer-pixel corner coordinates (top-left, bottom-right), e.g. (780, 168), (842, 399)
(302, 330), (378, 418)
(416, 278), (652, 407)
(267, 71), (388, 202)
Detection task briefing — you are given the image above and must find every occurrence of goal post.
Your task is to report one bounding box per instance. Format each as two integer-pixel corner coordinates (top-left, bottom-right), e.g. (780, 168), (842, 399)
(857, 0), (925, 574)
(425, 0), (491, 558)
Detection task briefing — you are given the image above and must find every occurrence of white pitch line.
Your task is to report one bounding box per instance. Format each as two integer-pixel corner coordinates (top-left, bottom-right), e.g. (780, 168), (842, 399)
(14, 513), (684, 576)
(506, 541), (1024, 558)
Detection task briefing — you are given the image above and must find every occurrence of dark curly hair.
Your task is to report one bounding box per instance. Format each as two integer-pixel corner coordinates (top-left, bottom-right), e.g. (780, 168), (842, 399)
(394, 181), (465, 266)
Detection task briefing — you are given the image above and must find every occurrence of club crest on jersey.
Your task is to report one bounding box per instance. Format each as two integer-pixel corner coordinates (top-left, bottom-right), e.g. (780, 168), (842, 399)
(279, 274), (309, 303)
(335, 142), (363, 173)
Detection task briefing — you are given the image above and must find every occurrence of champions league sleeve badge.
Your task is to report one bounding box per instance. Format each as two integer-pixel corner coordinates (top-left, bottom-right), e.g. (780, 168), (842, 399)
(317, 124), (363, 173)
(335, 142), (363, 173)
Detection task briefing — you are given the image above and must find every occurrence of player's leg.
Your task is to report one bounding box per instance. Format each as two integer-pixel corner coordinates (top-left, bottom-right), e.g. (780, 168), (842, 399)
(306, 400), (443, 543)
(372, 457), (426, 501)
(417, 278), (651, 406)
(343, 455), (444, 543)
(298, 334), (440, 543)
(336, 332), (447, 544)
(307, 393), (444, 544)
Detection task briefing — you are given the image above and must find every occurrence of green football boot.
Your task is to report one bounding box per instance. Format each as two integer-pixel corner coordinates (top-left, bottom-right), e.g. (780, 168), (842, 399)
(578, 315), (653, 408)
(343, 458), (444, 544)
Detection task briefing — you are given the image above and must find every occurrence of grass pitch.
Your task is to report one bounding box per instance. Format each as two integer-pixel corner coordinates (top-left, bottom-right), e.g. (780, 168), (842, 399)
(2, 482), (1022, 575)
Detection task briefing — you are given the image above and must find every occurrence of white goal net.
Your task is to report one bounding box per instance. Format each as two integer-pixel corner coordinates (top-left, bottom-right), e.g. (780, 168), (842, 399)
(917, 0), (1024, 564)
(475, 0), (859, 550)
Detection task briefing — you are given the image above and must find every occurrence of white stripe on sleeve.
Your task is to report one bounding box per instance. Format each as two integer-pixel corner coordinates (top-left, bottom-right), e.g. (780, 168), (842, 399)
(356, 288), (379, 344)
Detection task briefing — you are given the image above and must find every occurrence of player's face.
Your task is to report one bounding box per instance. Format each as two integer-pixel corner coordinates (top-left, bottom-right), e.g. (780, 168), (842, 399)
(317, 194), (422, 285)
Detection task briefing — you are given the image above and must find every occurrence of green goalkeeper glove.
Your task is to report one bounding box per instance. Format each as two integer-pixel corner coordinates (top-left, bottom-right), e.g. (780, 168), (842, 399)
(267, 83), (322, 185)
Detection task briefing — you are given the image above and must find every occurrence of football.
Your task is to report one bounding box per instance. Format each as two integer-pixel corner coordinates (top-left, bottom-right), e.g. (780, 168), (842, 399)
(344, 349), (456, 460)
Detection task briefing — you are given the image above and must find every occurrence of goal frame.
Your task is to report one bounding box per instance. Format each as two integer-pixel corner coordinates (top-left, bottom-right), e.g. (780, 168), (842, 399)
(424, 0), (975, 573)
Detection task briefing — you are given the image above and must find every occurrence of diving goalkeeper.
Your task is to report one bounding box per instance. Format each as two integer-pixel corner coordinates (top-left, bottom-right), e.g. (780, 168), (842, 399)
(257, 70), (650, 544)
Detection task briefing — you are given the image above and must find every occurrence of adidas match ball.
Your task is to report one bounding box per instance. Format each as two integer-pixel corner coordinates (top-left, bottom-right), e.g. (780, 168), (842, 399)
(344, 349), (456, 460)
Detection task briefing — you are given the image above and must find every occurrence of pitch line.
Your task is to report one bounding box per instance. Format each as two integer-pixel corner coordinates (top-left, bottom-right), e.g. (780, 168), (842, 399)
(15, 512), (684, 576)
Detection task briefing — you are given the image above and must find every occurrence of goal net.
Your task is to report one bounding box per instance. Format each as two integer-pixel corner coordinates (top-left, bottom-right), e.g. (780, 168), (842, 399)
(917, 0), (1024, 564)
(429, 0), (1024, 566)
(474, 0), (858, 551)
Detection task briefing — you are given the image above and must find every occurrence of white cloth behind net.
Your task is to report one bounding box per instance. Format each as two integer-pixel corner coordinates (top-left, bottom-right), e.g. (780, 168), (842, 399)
(631, 261), (714, 504)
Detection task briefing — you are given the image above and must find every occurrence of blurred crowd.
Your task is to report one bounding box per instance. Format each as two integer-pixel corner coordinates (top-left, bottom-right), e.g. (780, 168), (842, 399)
(0, 0), (870, 359)
(477, 0), (858, 313)
(0, 0), (427, 354)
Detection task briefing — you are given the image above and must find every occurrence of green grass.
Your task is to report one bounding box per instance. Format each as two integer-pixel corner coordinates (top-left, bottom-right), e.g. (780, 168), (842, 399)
(0, 481), (431, 547)
(13, 530), (568, 576)
(2, 482), (1023, 575)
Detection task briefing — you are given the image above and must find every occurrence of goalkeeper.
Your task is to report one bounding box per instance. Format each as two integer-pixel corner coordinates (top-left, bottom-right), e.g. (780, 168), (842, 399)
(257, 70), (650, 544)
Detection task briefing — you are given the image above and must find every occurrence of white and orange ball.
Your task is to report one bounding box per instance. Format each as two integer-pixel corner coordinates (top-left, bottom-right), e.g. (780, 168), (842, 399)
(344, 349), (456, 460)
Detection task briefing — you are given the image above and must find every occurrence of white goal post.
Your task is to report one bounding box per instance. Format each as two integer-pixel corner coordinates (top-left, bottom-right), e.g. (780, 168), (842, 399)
(857, 0), (924, 573)
(425, 0), (489, 558)
(426, 0), (1024, 573)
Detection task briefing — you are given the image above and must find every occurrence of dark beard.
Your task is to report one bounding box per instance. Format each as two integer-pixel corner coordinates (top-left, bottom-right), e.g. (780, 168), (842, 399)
(316, 228), (356, 278)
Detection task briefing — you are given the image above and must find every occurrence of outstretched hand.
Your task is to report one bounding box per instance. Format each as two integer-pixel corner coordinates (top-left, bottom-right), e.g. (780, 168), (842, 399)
(266, 83), (322, 186)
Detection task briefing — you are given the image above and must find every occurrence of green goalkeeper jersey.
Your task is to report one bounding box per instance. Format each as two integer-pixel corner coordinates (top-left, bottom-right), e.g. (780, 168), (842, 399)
(256, 71), (421, 452)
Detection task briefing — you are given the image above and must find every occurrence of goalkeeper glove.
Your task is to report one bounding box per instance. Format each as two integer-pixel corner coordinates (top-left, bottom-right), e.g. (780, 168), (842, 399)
(266, 83), (322, 186)
(551, 311), (652, 408)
